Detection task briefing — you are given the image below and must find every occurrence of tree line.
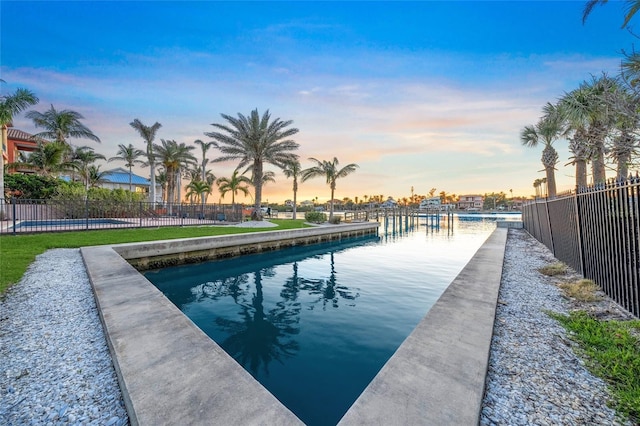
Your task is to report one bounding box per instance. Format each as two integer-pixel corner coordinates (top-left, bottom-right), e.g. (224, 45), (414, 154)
(523, 1), (640, 198)
(0, 87), (359, 221)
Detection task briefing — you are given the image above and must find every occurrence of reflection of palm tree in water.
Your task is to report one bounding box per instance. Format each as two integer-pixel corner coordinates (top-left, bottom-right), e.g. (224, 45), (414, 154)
(299, 252), (360, 310)
(215, 269), (300, 376)
(202, 252), (359, 375)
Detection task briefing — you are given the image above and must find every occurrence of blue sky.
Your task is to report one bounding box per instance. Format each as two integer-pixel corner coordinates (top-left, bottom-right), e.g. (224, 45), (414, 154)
(2, 1), (637, 203)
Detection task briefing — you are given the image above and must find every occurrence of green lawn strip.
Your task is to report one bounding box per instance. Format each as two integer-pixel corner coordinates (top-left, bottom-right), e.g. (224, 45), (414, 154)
(549, 311), (640, 423)
(0, 219), (310, 294)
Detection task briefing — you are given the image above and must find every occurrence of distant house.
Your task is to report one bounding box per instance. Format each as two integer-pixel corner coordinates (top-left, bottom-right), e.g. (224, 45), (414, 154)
(419, 196), (441, 209)
(381, 197), (398, 208)
(300, 200), (315, 208)
(457, 194), (484, 210)
(99, 167), (162, 202)
(284, 199), (294, 207)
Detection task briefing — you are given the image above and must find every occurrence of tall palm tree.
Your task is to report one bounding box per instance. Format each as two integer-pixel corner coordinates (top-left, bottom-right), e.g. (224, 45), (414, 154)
(153, 139), (196, 205)
(108, 143), (145, 192)
(559, 75), (616, 186)
(607, 83), (640, 179)
(130, 119), (162, 204)
(301, 157), (359, 220)
(216, 169), (252, 205)
(26, 104), (100, 149)
(206, 109), (299, 220)
(521, 102), (564, 198)
(282, 159), (301, 220)
(558, 87), (596, 188)
(0, 87), (39, 201)
(194, 139), (216, 183)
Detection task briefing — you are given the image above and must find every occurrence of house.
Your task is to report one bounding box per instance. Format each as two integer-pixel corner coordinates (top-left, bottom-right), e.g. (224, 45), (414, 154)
(300, 200), (315, 208)
(419, 196), (441, 209)
(457, 194), (484, 210)
(99, 167), (162, 202)
(3, 128), (41, 173)
(381, 197), (398, 208)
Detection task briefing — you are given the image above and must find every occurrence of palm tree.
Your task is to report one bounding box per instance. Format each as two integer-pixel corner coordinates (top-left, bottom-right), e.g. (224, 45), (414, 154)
(26, 104), (100, 151)
(0, 87), (39, 201)
(8, 141), (70, 177)
(194, 139), (216, 183)
(87, 165), (108, 188)
(282, 159), (301, 220)
(521, 102), (564, 198)
(301, 157), (359, 220)
(558, 92), (592, 189)
(108, 143), (145, 191)
(153, 139), (196, 205)
(130, 119), (162, 204)
(71, 146), (106, 191)
(583, 0), (640, 27)
(155, 168), (168, 204)
(607, 83), (640, 179)
(216, 169), (252, 205)
(558, 75), (616, 187)
(185, 180), (211, 206)
(206, 109), (299, 220)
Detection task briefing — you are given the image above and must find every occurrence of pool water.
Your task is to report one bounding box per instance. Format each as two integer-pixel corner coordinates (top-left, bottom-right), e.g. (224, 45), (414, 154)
(145, 217), (497, 425)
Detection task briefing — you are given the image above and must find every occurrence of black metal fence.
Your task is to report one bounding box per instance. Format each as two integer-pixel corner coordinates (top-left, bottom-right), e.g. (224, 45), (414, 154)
(0, 198), (244, 235)
(522, 178), (640, 317)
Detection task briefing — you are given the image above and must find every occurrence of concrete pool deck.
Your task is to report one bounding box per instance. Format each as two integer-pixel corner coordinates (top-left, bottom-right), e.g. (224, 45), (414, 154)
(81, 222), (507, 425)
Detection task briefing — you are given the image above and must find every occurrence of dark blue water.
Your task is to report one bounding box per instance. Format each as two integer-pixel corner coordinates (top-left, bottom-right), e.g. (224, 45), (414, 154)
(144, 218), (496, 425)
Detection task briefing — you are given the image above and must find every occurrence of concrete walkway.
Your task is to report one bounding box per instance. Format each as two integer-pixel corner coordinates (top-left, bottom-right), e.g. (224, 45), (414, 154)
(339, 227), (507, 425)
(82, 224), (507, 425)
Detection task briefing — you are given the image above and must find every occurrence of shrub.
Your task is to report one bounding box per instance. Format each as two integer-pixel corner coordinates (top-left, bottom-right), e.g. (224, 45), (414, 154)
(559, 279), (601, 302)
(4, 174), (62, 199)
(328, 215), (342, 224)
(305, 211), (327, 223)
(538, 262), (568, 276)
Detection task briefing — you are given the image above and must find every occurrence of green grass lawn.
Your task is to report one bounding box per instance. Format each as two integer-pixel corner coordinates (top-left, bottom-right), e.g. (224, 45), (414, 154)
(0, 219), (310, 295)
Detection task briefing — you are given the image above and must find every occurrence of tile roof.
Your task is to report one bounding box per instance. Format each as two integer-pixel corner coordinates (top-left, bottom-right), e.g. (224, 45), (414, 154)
(7, 128), (38, 142)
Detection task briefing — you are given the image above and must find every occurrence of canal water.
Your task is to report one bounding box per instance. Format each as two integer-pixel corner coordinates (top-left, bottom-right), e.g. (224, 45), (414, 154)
(145, 216), (499, 425)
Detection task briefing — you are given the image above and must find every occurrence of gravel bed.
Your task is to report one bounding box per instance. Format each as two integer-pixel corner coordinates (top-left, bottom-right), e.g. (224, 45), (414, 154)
(0, 228), (633, 425)
(480, 229), (632, 426)
(0, 249), (128, 426)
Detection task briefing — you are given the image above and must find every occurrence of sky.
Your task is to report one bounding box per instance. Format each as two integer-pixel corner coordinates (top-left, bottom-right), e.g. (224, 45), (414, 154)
(1, 0), (638, 204)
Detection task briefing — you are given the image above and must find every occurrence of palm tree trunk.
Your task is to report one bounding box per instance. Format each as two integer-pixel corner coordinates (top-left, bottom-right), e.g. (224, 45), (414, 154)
(576, 160), (588, 189)
(292, 179), (298, 220)
(252, 160), (263, 221)
(128, 165), (133, 192)
(616, 152), (631, 181)
(545, 166), (557, 198)
(1, 125), (7, 203)
(329, 184), (335, 220)
(592, 143), (607, 185)
(149, 159), (156, 206)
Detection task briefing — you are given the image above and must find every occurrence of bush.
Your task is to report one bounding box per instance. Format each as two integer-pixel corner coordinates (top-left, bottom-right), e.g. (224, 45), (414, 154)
(305, 211), (327, 223)
(4, 174), (62, 199)
(328, 215), (342, 224)
(52, 184), (147, 218)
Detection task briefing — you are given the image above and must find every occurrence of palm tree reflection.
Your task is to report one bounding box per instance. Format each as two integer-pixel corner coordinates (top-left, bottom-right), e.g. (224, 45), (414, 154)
(191, 249), (361, 375)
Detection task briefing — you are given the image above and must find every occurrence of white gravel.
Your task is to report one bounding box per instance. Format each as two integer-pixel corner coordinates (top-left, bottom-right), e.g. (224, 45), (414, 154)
(0, 228), (633, 425)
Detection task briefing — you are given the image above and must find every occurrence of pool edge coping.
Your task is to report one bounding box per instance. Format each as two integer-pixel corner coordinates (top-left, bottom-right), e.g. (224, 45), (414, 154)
(81, 223), (506, 425)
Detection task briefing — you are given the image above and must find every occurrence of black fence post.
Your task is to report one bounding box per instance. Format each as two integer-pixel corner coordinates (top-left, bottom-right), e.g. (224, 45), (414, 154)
(12, 198), (17, 236)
